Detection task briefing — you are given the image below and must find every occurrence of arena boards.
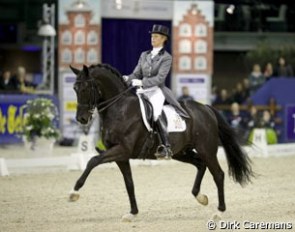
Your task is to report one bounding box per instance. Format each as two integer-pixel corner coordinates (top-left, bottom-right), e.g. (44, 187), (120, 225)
(1, 142), (295, 176)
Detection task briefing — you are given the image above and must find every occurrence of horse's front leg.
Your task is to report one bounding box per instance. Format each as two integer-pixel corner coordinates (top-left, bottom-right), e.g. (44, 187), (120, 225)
(116, 161), (138, 222)
(69, 145), (125, 201)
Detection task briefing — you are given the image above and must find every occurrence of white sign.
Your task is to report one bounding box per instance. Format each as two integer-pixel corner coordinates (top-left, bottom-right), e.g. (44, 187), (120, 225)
(0, 158), (9, 176)
(175, 74), (210, 104)
(253, 129), (268, 157)
(59, 72), (80, 138)
(77, 134), (95, 154)
(101, 0), (173, 20)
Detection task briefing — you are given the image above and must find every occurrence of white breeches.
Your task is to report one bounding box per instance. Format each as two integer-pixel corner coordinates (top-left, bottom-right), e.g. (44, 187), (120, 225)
(137, 86), (165, 121)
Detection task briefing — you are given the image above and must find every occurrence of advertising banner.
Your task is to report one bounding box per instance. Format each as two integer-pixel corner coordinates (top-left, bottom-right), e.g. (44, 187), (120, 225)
(175, 74), (209, 104)
(286, 105), (295, 141)
(59, 72), (79, 139)
(0, 95), (58, 144)
(0, 101), (25, 144)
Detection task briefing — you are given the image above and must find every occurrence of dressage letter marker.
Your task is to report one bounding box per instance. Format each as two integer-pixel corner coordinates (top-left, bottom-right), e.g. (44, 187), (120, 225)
(253, 129), (268, 157)
(0, 158), (9, 176)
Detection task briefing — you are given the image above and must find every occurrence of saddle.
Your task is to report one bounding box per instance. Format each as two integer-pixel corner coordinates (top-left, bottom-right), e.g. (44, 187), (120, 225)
(136, 93), (187, 159)
(137, 94), (186, 133)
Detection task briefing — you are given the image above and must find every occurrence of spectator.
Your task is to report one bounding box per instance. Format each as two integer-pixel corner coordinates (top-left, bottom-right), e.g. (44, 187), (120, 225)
(0, 70), (17, 92)
(245, 105), (260, 131)
(232, 82), (247, 104)
(178, 86), (194, 102)
(228, 102), (243, 128)
(210, 84), (218, 104)
(259, 110), (275, 129)
(14, 66), (35, 94)
(263, 62), (274, 81)
(242, 78), (250, 100)
(244, 105), (260, 142)
(273, 57), (294, 77)
(213, 89), (232, 105)
(227, 102), (247, 142)
(248, 64), (265, 95)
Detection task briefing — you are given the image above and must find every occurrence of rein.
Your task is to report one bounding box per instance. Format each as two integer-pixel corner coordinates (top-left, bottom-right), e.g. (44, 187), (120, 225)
(76, 76), (133, 113)
(97, 86), (133, 113)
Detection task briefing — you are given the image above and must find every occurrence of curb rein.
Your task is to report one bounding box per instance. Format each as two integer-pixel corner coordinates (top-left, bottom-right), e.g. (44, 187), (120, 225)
(76, 77), (133, 113)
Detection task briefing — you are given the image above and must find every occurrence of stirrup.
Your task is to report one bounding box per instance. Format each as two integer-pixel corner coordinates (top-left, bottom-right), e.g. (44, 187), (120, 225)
(155, 145), (173, 160)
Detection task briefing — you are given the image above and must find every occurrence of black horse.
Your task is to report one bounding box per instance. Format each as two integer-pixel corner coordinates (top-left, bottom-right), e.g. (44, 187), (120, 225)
(69, 64), (253, 221)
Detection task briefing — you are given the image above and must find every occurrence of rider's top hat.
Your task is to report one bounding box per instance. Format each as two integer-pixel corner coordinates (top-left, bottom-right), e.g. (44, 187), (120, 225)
(149, 24), (170, 38)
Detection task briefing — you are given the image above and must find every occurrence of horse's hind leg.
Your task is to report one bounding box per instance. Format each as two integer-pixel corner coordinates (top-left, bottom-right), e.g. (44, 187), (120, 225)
(116, 161), (138, 222)
(205, 152), (225, 212)
(173, 150), (208, 206)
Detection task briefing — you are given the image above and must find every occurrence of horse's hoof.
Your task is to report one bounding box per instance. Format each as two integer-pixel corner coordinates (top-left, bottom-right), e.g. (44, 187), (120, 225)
(69, 190), (80, 202)
(121, 213), (136, 222)
(196, 193), (208, 206)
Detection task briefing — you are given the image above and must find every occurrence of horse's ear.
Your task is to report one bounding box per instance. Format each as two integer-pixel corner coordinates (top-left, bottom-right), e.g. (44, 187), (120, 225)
(69, 65), (80, 75)
(83, 65), (89, 76)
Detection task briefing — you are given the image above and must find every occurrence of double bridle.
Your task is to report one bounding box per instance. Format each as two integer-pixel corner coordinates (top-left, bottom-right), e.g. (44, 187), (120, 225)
(75, 78), (133, 113)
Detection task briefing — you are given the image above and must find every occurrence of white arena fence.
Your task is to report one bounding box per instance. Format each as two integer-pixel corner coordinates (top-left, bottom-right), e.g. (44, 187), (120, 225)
(1, 130), (295, 176)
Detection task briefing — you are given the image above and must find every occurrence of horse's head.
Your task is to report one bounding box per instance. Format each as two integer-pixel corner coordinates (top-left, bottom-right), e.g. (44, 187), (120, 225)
(71, 65), (99, 124)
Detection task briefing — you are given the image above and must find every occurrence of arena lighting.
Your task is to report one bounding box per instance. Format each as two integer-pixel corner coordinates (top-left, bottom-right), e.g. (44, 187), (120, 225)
(115, 0), (123, 10)
(226, 4), (235, 14)
(38, 22), (56, 37)
(37, 3), (56, 95)
(191, 4), (197, 15)
(76, 0), (85, 9)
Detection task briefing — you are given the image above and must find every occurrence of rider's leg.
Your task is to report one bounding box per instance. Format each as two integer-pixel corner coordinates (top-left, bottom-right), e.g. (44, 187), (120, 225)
(155, 115), (173, 159)
(143, 87), (172, 159)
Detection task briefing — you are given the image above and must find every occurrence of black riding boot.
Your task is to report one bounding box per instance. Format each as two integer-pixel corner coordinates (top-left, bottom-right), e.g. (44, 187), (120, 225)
(155, 116), (173, 159)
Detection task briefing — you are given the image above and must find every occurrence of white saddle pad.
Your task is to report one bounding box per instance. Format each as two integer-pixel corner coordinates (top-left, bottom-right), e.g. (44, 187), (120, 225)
(137, 96), (186, 133)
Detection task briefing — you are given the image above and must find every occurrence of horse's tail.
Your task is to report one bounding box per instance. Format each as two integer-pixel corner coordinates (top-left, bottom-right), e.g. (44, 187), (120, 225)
(208, 105), (253, 185)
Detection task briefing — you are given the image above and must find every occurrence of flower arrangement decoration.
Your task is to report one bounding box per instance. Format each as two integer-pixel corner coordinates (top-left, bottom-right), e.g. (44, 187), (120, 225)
(22, 98), (60, 141)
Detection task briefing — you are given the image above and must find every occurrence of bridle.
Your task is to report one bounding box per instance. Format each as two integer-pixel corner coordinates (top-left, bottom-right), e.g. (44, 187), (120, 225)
(75, 78), (133, 114)
(75, 78), (99, 114)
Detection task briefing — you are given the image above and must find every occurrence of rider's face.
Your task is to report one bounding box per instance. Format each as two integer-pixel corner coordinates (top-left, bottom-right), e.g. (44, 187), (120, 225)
(151, 33), (167, 48)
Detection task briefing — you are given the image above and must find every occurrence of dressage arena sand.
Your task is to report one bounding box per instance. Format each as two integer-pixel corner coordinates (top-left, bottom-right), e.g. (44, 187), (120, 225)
(0, 151), (295, 232)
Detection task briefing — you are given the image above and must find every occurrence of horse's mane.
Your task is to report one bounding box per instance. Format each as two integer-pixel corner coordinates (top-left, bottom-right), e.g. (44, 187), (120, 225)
(89, 63), (127, 88)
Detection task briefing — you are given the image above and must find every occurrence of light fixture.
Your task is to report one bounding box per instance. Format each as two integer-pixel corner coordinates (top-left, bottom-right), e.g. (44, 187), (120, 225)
(38, 22), (56, 37)
(76, 1), (85, 9)
(115, 0), (122, 10)
(226, 4), (235, 14)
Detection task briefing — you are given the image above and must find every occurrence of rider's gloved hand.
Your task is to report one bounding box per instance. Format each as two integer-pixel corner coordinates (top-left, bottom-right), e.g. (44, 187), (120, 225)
(131, 79), (143, 87)
(122, 75), (129, 82)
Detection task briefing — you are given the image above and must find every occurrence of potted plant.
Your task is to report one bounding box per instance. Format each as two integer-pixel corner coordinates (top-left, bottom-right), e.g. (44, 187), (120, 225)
(22, 97), (59, 153)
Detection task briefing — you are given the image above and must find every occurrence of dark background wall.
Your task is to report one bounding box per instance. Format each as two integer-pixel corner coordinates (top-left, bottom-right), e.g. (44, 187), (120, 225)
(0, 0), (295, 92)
(213, 51), (248, 91)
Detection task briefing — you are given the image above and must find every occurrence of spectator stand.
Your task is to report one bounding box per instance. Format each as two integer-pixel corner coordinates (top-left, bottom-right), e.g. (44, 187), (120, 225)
(215, 101), (281, 142)
(215, 78), (295, 143)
